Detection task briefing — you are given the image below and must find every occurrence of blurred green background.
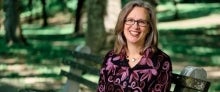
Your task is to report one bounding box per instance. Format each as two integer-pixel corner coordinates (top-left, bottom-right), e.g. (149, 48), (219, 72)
(0, 0), (220, 92)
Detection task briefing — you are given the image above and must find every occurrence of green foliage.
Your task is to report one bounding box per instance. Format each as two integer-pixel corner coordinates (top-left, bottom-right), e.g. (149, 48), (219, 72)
(159, 23), (220, 66)
(157, 3), (176, 21)
(20, 0), (41, 12)
(159, 0), (172, 4)
(19, 0), (77, 18)
(121, 0), (130, 7)
(66, 0), (78, 12)
(157, 3), (220, 21)
(209, 80), (220, 92)
(177, 3), (220, 19)
(180, 0), (220, 3)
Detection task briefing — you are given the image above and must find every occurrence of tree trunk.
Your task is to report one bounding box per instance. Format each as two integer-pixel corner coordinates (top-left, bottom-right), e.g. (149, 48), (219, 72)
(27, 0), (33, 23)
(0, 0), (3, 29)
(41, 0), (48, 27)
(74, 0), (85, 35)
(3, 0), (28, 46)
(173, 0), (179, 20)
(0, 0), (2, 9)
(86, 0), (107, 54)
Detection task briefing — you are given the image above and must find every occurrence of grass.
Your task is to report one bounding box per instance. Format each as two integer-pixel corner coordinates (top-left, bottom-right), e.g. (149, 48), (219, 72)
(157, 3), (220, 21)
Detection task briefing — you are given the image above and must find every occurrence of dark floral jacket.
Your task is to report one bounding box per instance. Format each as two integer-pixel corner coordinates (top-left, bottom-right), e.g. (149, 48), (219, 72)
(97, 48), (172, 92)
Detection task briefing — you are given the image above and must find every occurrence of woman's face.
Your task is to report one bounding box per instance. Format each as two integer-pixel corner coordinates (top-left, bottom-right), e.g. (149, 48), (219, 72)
(123, 6), (150, 46)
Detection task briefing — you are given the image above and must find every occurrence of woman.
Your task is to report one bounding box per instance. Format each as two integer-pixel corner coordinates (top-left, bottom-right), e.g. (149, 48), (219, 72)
(97, 0), (172, 92)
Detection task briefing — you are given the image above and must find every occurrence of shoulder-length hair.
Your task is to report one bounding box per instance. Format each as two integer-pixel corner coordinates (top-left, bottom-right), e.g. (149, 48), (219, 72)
(113, 0), (158, 54)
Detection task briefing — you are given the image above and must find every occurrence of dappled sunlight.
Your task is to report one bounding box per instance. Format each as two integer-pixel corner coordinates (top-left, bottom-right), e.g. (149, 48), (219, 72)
(211, 55), (220, 65)
(172, 62), (193, 71)
(0, 64), (62, 76)
(9, 49), (29, 55)
(22, 24), (73, 35)
(83, 74), (99, 83)
(52, 41), (72, 47)
(0, 78), (64, 90)
(204, 66), (220, 80)
(23, 78), (62, 89)
(0, 63), (68, 91)
(0, 57), (25, 64)
(48, 12), (72, 25)
(189, 47), (214, 55)
(158, 14), (220, 29)
(6, 64), (27, 72)
(206, 28), (220, 35)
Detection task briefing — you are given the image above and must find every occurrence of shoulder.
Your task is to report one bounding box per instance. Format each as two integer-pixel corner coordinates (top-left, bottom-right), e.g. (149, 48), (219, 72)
(157, 49), (170, 58)
(153, 49), (172, 71)
(152, 48), (171, 62)
(104, 50), (114, 58)
(102, 49), (126, 63)
(102, 50), (115, 63)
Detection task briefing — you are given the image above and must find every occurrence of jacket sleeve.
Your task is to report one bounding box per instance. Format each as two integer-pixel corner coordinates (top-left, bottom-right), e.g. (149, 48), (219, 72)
(96, 51), (112, 92)
(150, 51), (172, 92)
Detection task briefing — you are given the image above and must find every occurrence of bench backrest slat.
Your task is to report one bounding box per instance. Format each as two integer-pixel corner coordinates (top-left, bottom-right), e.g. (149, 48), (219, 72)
(172, 73), (211, 92)
(72, 51), (103, 64)
(62, 59), (100, 75)
(60, 70), (98, 90)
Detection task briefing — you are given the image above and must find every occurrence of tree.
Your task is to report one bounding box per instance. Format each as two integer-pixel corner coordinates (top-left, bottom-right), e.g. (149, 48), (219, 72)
(27, 0), (33, 23)
(145, 0), (159, 8)
(40, 0), (48, 27)
(74, 0), (85, 35)
(121, 0), (130, 7)
(0, 0), (2, 10)
(86, 0), (107, 54)
(0, 0), (3, 29)
(3, 0), (28, 46)
(0, 0), (2, 9)
(58, 0), (67, 12)
(173, 0), (179, 20)
(121, 0), (158, 10)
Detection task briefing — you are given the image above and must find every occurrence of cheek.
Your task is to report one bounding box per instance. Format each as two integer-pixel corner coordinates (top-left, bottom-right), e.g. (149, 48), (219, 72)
(124, 25), (129, 31)
(142, 27), (150, 36)
(123, 25), (130, 34)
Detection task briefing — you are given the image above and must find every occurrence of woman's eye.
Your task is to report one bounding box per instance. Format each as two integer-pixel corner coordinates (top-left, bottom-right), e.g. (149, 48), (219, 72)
(139, 20), (146, 24)
(128, 19), (134, 22)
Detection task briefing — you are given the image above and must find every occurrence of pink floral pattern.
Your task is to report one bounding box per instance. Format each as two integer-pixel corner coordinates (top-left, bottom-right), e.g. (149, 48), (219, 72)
(97, 48), (172, 92)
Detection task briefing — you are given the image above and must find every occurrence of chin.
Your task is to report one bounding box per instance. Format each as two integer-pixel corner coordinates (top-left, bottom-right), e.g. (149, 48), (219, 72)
(128, 40), (139, 44)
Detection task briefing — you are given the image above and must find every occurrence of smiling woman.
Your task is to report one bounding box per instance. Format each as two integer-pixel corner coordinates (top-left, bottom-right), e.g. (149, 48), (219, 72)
(97, 0), (172, 92)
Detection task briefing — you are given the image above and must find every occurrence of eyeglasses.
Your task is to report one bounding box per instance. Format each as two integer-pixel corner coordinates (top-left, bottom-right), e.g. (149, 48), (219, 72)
(125, 19), (149, 27)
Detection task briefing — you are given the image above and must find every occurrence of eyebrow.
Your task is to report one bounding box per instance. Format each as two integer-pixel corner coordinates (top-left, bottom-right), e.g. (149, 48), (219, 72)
(126, 18), (147, 20)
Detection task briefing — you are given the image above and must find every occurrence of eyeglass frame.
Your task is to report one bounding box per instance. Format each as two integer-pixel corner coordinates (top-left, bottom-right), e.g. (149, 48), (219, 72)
(124, 18), (149, 27)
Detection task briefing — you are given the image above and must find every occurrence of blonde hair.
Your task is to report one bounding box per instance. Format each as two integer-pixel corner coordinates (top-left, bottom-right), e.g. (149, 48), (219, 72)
(113, 0), (158, 54)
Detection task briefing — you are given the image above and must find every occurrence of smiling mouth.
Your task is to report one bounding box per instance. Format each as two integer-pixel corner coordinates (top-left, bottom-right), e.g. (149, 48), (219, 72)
(130, 31), (140, 37)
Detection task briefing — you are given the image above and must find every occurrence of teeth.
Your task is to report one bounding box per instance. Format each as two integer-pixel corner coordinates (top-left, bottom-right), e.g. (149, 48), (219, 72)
(130, 31), (139, 36)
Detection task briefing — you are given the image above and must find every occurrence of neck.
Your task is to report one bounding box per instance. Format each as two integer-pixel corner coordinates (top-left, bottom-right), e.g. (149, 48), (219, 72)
(126, 43), (143, 57)
(126, 44), (143, 63)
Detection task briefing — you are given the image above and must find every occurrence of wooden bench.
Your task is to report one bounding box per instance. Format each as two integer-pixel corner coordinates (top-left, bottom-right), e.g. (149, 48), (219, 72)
(171, 67), (211, 92)
(60, 46), (211, 92)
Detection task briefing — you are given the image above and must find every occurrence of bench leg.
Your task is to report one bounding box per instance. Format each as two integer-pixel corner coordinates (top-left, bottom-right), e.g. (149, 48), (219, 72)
(61, 69), (82, 92)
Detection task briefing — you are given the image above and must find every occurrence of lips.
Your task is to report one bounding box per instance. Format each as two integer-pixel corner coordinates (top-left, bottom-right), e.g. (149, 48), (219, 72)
(130, 30), (140, 37)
